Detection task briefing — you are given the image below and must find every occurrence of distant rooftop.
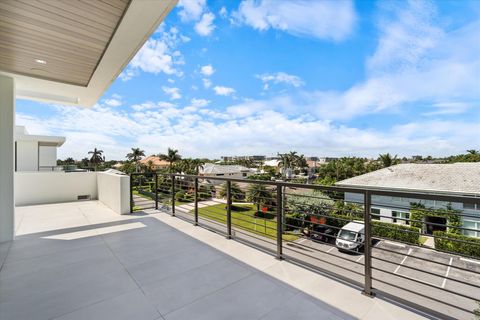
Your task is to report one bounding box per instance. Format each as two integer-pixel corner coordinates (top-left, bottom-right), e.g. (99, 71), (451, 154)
(201, 163), (253, 174)
(336, 163), (480, 195)
(15, 126), (65, 147)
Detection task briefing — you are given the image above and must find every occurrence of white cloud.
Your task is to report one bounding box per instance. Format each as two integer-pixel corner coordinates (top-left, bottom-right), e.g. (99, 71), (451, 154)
(15, 97), (478, 161)
(244, 1), (479, 120)
(190, 98), (210, 107)
(200, 64), (215, 76)
(213, 86), (236, 96)
(202, 78), (212, 88)
(121, 27), (188, 80)
(256, 72), (304, 90)
(178, 0), (206, 22)
(219, 6), (227, 18)
(233, 0), (356, 41)
(103, 98), (122, 107)
(195, 12), (216, 36)
(162, 86), (182, 100)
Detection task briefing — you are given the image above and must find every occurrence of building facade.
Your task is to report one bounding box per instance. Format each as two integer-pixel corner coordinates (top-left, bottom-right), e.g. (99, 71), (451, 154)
(15, 126), (65, 172)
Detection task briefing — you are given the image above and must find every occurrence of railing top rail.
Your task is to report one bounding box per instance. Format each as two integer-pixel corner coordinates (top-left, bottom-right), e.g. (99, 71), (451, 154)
(130, 172), (480, 204)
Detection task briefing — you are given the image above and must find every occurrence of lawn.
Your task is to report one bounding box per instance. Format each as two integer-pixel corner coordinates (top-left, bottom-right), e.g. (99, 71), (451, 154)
(194, 203), (299, 242)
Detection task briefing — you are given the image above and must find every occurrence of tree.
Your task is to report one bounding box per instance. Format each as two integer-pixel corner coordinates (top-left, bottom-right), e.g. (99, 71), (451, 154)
(247, 184), (273, 214)
(88, 148), (104, 171)
(64, 157), (75, 165)
(378, 153), (400, 168)
(219, 182), (245, 201)
(159, 148), (182, 173)
(179, 158), (205, 175)
(126, 147), (145, 173)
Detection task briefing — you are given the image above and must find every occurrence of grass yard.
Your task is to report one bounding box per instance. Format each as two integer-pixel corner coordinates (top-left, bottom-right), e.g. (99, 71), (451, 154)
(195, 203), (299, 242)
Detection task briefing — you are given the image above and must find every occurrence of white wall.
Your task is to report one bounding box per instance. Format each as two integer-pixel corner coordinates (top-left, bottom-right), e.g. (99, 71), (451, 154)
(39, 145), (57, 167)
(97, 171), (130, 215)
(16, 140), (38, 171)
(15, 172), (98, 206)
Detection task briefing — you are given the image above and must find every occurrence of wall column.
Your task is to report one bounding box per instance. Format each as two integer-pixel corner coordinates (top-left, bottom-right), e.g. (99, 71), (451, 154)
(0, 75), (15, 242)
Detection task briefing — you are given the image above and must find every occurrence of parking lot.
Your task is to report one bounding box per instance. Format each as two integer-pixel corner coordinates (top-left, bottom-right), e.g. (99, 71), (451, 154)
(284, 236), (480, 319)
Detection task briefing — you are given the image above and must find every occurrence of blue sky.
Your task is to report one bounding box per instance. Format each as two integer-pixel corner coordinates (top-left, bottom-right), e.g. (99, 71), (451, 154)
(16, 0), (480, 160)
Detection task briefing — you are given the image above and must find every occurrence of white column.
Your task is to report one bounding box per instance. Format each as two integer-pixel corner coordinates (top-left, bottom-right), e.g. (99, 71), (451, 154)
(0, 75), (15, 242)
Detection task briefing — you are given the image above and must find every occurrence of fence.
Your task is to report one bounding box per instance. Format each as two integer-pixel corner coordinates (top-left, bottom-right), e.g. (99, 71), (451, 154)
(130, 172), (480, 319)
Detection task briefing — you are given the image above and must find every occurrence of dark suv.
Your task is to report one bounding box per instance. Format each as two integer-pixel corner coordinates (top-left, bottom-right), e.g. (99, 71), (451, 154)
(310, 225), (337, 243)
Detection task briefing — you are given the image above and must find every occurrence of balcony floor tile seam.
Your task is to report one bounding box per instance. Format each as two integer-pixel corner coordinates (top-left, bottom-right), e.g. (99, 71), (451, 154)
(157, 264), (256, 317)
(48, 287), (143, 320)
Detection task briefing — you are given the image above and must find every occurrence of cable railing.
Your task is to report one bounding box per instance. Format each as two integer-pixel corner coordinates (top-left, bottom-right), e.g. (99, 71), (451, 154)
(130, 172), (480, 320)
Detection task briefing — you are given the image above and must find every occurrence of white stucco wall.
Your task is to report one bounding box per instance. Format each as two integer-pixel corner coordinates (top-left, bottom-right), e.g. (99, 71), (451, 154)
(97, 171), (130, 215)
(38, 145), (57, 167)
(16, 140), (38, 171)
(15, 172), (98, 206)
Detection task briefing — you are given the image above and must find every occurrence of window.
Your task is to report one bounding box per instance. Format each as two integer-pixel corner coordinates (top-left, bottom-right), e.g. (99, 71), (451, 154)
(392, 211), (410, 225)
(371, 208), (380, 220)
(242, 172), (247, 177)
(463, 220), (480, 238)
(464, 203), (477, 210)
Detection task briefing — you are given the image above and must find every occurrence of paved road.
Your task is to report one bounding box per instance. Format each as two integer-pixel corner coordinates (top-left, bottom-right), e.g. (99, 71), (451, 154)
(157, 205), (480, 320)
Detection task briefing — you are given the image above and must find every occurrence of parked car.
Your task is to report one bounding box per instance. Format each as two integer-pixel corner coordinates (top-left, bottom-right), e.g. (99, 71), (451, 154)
(310, 224), (337, 243)
(336, 221), (364, 253)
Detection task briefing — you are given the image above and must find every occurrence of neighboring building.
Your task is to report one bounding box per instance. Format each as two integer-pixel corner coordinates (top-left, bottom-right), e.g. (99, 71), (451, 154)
(200, 163), (256, 184)
(337, 163), (480, 237)
(138, 156), (170, 171)
(15, 126), (65, 172)
(221, 155), (266, 162)
(263, 159), (281, 174)
(318, 157), (338, 164)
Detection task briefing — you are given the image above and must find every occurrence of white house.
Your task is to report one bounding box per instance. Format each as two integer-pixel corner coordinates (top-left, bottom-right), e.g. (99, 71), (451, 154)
(200, 163), (256, 185)
(336, 163), (480, 237)
(15, 126), (65, 172)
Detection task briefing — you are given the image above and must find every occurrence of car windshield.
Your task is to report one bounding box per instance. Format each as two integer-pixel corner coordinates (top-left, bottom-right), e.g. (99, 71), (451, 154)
(338, 230), (357, 241)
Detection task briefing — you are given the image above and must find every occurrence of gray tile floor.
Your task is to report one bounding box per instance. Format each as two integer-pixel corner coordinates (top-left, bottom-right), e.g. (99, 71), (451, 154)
(0, 207), (355, 320)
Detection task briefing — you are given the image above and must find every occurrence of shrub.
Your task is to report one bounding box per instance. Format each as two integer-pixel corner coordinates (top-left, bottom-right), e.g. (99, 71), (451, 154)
(434, 231), (480, 258)
(371, 221), (420, 245)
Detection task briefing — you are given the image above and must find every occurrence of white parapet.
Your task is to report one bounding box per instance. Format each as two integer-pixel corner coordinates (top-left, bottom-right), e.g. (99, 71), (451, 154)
(97, 170), (130, 215)
(15, 171), (98, 206)
(14, 170), (130, 215)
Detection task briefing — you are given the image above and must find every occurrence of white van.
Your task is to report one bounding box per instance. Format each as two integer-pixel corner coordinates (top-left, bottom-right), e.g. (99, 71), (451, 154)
(336, 221), (365, 253)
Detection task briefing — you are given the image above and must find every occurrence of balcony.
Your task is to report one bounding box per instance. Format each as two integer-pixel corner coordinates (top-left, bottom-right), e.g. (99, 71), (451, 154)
(2, 200), (423, 320)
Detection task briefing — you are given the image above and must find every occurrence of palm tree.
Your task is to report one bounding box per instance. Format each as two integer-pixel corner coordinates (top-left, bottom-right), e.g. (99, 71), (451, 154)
(219, 182), (245, 202)
(88, 148), (104, 171)
(247, 184), (273, 214)
(378, 153), (399, 168)
(126, 147), (145, 172)
(467, 149), (479, 155)
(159, 148), (182, 173)
(191, 158), (205, 175)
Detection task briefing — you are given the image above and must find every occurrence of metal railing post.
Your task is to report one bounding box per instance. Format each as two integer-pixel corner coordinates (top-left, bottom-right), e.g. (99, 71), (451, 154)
(363, 190), (375, 297)
(276, 184), (283, 260)
(226, 180), (232, 239)
(171, 175), (175, 216)
(129, 174), (133, 213)
(194, 177), (199, 226)
(154, 173), (158, 210)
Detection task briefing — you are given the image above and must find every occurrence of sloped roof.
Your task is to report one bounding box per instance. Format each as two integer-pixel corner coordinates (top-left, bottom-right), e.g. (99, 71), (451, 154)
(138, 156), (170, 167)
(201, 163), (252, 174)
(336, 163), (480, 195)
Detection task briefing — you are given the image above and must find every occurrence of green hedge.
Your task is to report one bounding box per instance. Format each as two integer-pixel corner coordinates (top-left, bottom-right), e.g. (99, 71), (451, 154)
(434, 231), (480, 258)
(371, 221), (420, 245)
(323, 213), (420, 244)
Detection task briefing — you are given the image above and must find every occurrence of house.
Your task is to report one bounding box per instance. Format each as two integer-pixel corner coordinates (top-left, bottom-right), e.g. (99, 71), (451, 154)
(138, 155), (170, 171)
(336, 163), (480, 237)
(15, 126), (65, 171)
(199, 163), (256, 184)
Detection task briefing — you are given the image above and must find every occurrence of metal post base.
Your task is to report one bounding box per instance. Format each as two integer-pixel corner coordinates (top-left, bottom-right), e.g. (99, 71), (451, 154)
(361, 290), (376, 298)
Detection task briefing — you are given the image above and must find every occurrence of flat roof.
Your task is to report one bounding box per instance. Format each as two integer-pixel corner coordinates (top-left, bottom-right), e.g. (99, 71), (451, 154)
(336, 163), (480, 196)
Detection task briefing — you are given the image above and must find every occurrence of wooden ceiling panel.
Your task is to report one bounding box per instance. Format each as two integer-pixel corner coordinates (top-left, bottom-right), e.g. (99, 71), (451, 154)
(0, 0), (130, 86)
